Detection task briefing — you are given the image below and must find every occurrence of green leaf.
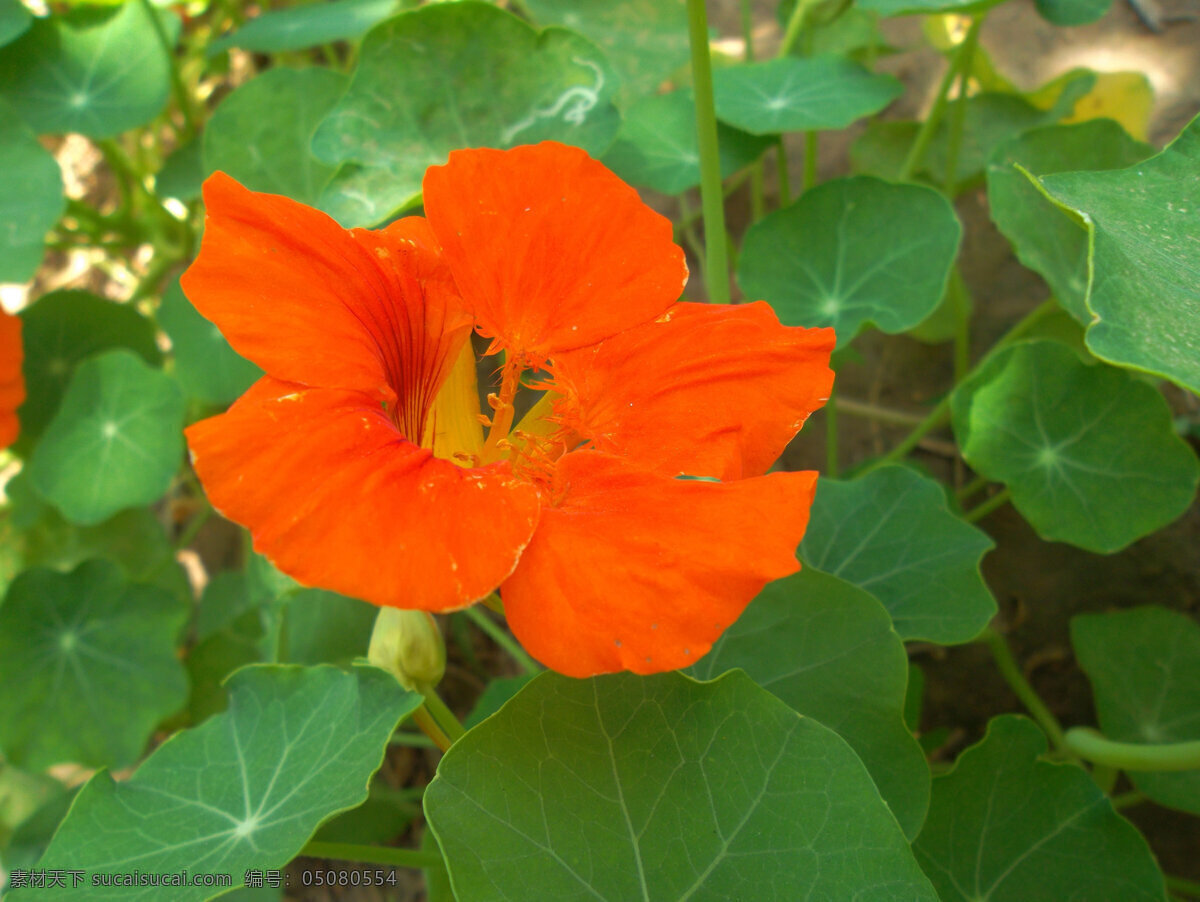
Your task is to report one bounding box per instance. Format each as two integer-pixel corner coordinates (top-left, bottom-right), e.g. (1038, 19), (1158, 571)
(914, 715), (1166, 901)
(738, 176), (960, 345)
(17, 290), (161, 451)
(690, 568), (930, 839)
(0, 764), (60, 845)
(1072, 606), (1200, 815)
(523, 0), (689, 105)
(426, 670), (938, 901)
(2, 786), (76, 875)
(208, 0), (402, 55)
(799, 466), (997, 644)
(951, 340), (1200, 552)
(0, 0), (31, 48)
(186, 611), (264, 724)
(278, 589), (377, 667)
(159, 278), (261, 406)
(1036, 113), (1200, 394)
(18, 666), (419, 902)
(311, 2), (620, 226)
(859, 0), (1006, 18)
(0, 97), (63, 282)
(0, 559), (188, 769)
(601, 89), (771, 195)
(712, 56), (902, 135)
(29, 350), (185, 526)
(987, 121), (1152, 323)
(203, 66), (347, 206)
(1035, 0), (1112, 25)
(462, 673), (536, 729)
(0, 4), (177, 138)
(154, 137), (203, 201)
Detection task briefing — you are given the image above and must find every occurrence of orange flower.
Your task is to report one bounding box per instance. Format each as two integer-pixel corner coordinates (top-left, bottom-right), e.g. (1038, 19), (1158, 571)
(183, 142), (834, 677)
(0, 306), (24, 450)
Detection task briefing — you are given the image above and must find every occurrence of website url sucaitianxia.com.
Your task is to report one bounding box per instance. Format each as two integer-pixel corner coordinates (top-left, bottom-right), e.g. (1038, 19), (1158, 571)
(6, 869), (234, 890)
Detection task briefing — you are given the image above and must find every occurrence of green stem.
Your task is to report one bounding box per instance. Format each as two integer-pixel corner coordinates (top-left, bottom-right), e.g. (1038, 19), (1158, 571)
(749, 161), (766, 222)
(964, 487), (1009, 522)
(948, 268), (972, 383)
(419, 685), (466, 745)
(776, 136), (792, 206)
(1065, 729), (1200, 772)
(836, 397), (925, 426)
(677, 192), (710, 293)
(686, 0), (730, 304)
(464, 605), (541, 674)
(300, 842), (443, 870)
(956, 474), (989, 501)
(1109, 790), (1144, 810)
(390, 731), (437, 748)
(981, 627), (1070, 755)
(739, 0), (755, 60)
(1167, 877), (1200, 899)
(136, 0), (198, 139)
(825, 381), (839, 478)
(779, 0), (809, 57)
(898, 46), (965, 182)
(802, 131), (818, 192)
(942, 17), (983, 194)
(410, 707), (452, 752)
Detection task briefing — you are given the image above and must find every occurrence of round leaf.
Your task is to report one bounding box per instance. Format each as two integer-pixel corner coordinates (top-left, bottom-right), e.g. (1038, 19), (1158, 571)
(0, 97), (63, 282)
(18, 666), (420, 902)
(799, 466), (997, 644)
(523, 0), (689, 105)
(914, 715), (1166, 901)
(859, 0), (1006, 18)
(426, 670), (938, 901)
(713, 56), (902, 135)
(690, 568), (930, 840)
(311, 2), (620, 226)
(601, 89), (771, 194)
(1037, 113), (1200, 394)
(987, 121), (1152, 323)
(1035, 0), (1112, 26)
(159, 278), (261, 405)
(208, 0), (402, 55)
(0, 0), (31, 48)
(0, 3), (177, 138)
(17, 290), (161, 450)
(0, 559), (188, 769)
(202, 66), (347, 206)
(29, 350), (186, 526)
(951, 340), (1200, 552)
(738, 176), (961, 345)
(1072, 606), (1200, 815)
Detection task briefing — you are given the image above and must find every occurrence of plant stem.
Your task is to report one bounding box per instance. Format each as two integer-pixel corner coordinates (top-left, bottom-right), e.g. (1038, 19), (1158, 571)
(1065, 729), (1200, 772)
(964, 487), (1009, 522)
(390, 731), (437, 748)
(300, 841), (443, 869)
(776, 136), (792, 206)
(942, 17), (982, 194)
(779, 0), (809, 57)
(410, 707), (452, 752)
(739, 0), (755, 60)
(1109, 790), (1144, 810)
(980, 627), (1070, 755)
(419, 686), (466, 745)
(464, 606), (542, 674)
(948, 268), (972, 383)
(825, 381), (839, 478)
(677, 192), (710, 292)
(956, 474), (989, 501)
(686, 0), (730, 304)
(803, 130), (818, 192)
(1167, 877), (1200, 899)
(136, 0), (198, 140)
(898, 48), (963, 182)
(836, 397), (926, 426)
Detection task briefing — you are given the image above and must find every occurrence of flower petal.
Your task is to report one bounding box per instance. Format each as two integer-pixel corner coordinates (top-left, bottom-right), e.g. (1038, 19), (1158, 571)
(187, 377), (541, 611)
(183, 174), (471, 434)
(0, 309), (22, 450)
(551, 302), (834, 479)
(423, 142), (687, 364)
(501, 451), (816, 676)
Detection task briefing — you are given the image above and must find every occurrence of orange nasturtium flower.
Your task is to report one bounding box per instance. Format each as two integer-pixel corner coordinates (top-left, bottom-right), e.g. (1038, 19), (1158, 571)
(183, 142), (834, 677)
(0, 306), (23, 450)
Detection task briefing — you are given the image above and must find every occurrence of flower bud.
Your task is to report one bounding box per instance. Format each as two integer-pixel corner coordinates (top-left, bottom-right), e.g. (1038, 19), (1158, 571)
(368, 608), (446, 691)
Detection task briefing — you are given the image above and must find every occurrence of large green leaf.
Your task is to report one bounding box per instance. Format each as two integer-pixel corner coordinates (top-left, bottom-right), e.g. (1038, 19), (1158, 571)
(523, 0), (689, 105)
(29, 350), (186, 526)
(1035, 0), (1112, 25)
(0, 559), (188, 769)
(159, 278), (262, 406)
(1036, 114), (1200, 394)
(712, 56), (902, 135)
(311, 2), (620, 226)
(17, 290), (161, 451)
(738, 176), (960, 345)
(914, 716), (1166, 901)
(1072, 607), (1200, 815)
(799, 466), (996, 643)
(0, 0), (31, 48)
(690, 568), (930, 839)
(601, 89), (771, 194)
(859, 0), (1006, 17)
(987, 121), (1152, 323)
(202, 67), (346, 206)
(0, 3), (177, 138)
(951, 340), (1200, 552)
(0, 96), (63, 282)
(208, 0), (402, 55)
(426, 670), (937, 901)
(16, 666), (419, 902)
